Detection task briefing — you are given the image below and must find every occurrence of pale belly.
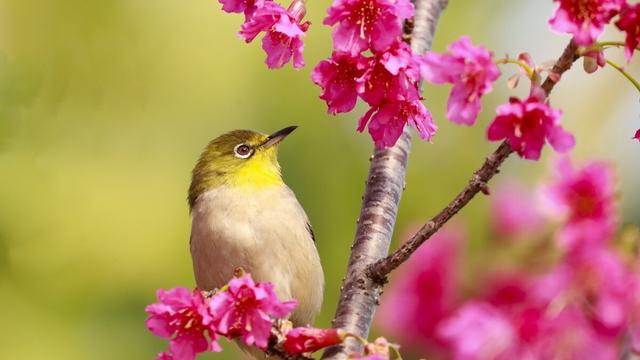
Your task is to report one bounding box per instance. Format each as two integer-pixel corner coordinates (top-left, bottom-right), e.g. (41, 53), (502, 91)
(190, 185), (324, 326)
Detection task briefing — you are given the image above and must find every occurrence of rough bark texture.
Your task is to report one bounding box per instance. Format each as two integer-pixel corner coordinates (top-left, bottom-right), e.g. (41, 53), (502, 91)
(320, 1), (449, 359)
(369, 40), (581, 281)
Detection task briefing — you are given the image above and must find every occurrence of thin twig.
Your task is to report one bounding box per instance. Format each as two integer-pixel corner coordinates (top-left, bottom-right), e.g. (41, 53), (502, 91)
(368, 40), (581, 281)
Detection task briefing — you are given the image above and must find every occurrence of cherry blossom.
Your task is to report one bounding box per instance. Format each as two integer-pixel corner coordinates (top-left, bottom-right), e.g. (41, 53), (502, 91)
(487, 90), (574, 160)
(208, 274), (297, 349)
(358, 99), (436, 148)
(145, 287), (221, 360)
(323, 0), (413, 55)
(239, 2), (309, 69)
(312, 52), (369, 114)
(549, 0), (624, 46)
(616, 2), (640, 62)
(420, 36), (500, 125)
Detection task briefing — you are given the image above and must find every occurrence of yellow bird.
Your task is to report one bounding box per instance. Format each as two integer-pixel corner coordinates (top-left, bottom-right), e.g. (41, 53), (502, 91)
(188, 126), (324, 330)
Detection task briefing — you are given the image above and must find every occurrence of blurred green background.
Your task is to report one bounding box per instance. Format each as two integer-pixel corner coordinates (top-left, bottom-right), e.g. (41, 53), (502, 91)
(0, 0), (638, 358)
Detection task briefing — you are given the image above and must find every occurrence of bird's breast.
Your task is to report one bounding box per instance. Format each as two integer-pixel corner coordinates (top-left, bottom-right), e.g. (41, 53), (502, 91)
(190, 185), (323, 325)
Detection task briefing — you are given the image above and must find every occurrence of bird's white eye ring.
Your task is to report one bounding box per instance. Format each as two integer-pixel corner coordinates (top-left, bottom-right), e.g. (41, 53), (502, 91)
(233, 143), (253, 159)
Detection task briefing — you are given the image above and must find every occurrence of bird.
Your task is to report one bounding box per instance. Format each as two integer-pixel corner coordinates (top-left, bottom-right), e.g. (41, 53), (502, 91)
(188, 126), (324, 329)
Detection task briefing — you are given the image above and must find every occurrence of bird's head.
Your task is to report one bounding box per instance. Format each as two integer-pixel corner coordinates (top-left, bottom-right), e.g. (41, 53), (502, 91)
(188, 126), (297, 209)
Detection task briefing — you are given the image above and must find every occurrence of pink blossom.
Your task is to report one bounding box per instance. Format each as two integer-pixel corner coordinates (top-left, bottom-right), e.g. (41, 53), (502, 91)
(635, 128), (640, 141)
(438, 302), (518, 360)
(312, 52), (368, 114)
(357, 42), (422, 107)
(238, 2), (309, 69)
(358, 99), (436, 148)
(549, 0), (624, 46)
(208, 274), (297, 349)
(145, 287), (221, 360)
(155, 352), (173, 360)
(323, 0), (413, 55)
(542, 158), (616, 250)
(615, 2), (640, 62)
(490, 182), (543, 239)
(219, 0), (265, 20)
(283, 327), (344, 354)
(420, 36), (500, 125)
(377, 228), (462, 352)
(531, 306), (618, 359)
(487, 91), (575, 160)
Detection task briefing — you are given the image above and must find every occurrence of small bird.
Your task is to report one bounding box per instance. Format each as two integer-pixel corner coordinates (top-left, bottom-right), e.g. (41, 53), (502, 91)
(188, 126), (324, 329)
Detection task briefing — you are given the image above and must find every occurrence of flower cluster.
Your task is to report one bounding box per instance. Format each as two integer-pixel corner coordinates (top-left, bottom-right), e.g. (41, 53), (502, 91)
(313, 0), (437, 147)
(145, 274), (297, 360)
(377, 157), (640, 359)
(549, 0), (640, 62)
(220, 0), (310, 69)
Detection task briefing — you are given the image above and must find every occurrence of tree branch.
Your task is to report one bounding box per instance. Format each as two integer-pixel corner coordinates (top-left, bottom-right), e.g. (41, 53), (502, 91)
(320, 1), (449, 359)
(368, 39), (581, 281)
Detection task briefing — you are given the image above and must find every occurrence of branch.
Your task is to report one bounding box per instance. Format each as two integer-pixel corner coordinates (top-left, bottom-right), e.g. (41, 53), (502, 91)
(368, 40), (581, 281)
(321, 1), (449, 359)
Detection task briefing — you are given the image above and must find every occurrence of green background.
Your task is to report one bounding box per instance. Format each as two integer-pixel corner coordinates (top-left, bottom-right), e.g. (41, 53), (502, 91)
(0, 0), (638, 358)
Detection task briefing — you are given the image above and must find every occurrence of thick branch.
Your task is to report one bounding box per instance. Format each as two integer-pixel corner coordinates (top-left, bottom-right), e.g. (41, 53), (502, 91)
(320, 1), (449, 359)
(368, 40), (581, 280)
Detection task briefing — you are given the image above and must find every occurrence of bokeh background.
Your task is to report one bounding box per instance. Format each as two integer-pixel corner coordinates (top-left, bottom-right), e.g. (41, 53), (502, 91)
(0, 0), (638, 359)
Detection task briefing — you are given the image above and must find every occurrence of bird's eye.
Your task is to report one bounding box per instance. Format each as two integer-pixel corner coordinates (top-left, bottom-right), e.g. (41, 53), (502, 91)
(233, 144), (253, 159)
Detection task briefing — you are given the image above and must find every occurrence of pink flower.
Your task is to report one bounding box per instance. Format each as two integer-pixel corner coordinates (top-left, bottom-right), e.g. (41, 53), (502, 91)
(420, 36), (500, 125)
(549, 0), (624, 46)
(145, 287), (221, 360)
(283, 327), (345, 354)
(487, 91), (575, 160)
(357, 42), (422, 107)
(155, 352), (173, 360)
(312, 52), (368, 114)
(209, 274), (297, 349)
(238, 2), (309, 69)
(438, 302), (519, 360)
(616, 3), (640, 61)
(377, 228), (462, 352)
(542, 158), (616, 250)
(635, 128), (640, 141)
(358, 99), (436, 148)
(323, 0), (413, 55)
(219, 0), (265, 20)
(490, 182), (543, 239)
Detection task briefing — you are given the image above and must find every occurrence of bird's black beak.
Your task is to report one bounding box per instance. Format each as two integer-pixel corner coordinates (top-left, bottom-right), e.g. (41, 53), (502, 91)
(260, 126), (297, 149)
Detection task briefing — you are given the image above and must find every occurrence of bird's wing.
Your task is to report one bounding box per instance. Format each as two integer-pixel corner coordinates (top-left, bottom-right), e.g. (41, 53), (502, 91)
(305, 221), (316, 243)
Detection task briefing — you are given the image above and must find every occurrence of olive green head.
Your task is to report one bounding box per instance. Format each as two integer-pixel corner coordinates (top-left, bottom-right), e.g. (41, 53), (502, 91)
(188, 126), (297, 209)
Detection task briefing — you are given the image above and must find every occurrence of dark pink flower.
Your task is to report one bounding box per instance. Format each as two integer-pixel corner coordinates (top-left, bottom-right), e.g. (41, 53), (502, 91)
(238, 2), (309, 69)
(312, 52), (368, 114)
(145, 287), (221, 360)
(420, 36), (500, 125)
(438, 302), (519, 360)
(615, 2), (640, 62)
(487, 91), (574, 160)
(209, 274), (297, 349)
(549, 0), (624, 46)
(283, 327), (345, 354)
(542, 158), (616, 250)
(357, 42), (422, 106)
(219, 0), (266, 20)
(323, 0), (413, 55)
(358, 99), (436, 148)
(377, 228), (462, 352)
(635, 128), (640, 141)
